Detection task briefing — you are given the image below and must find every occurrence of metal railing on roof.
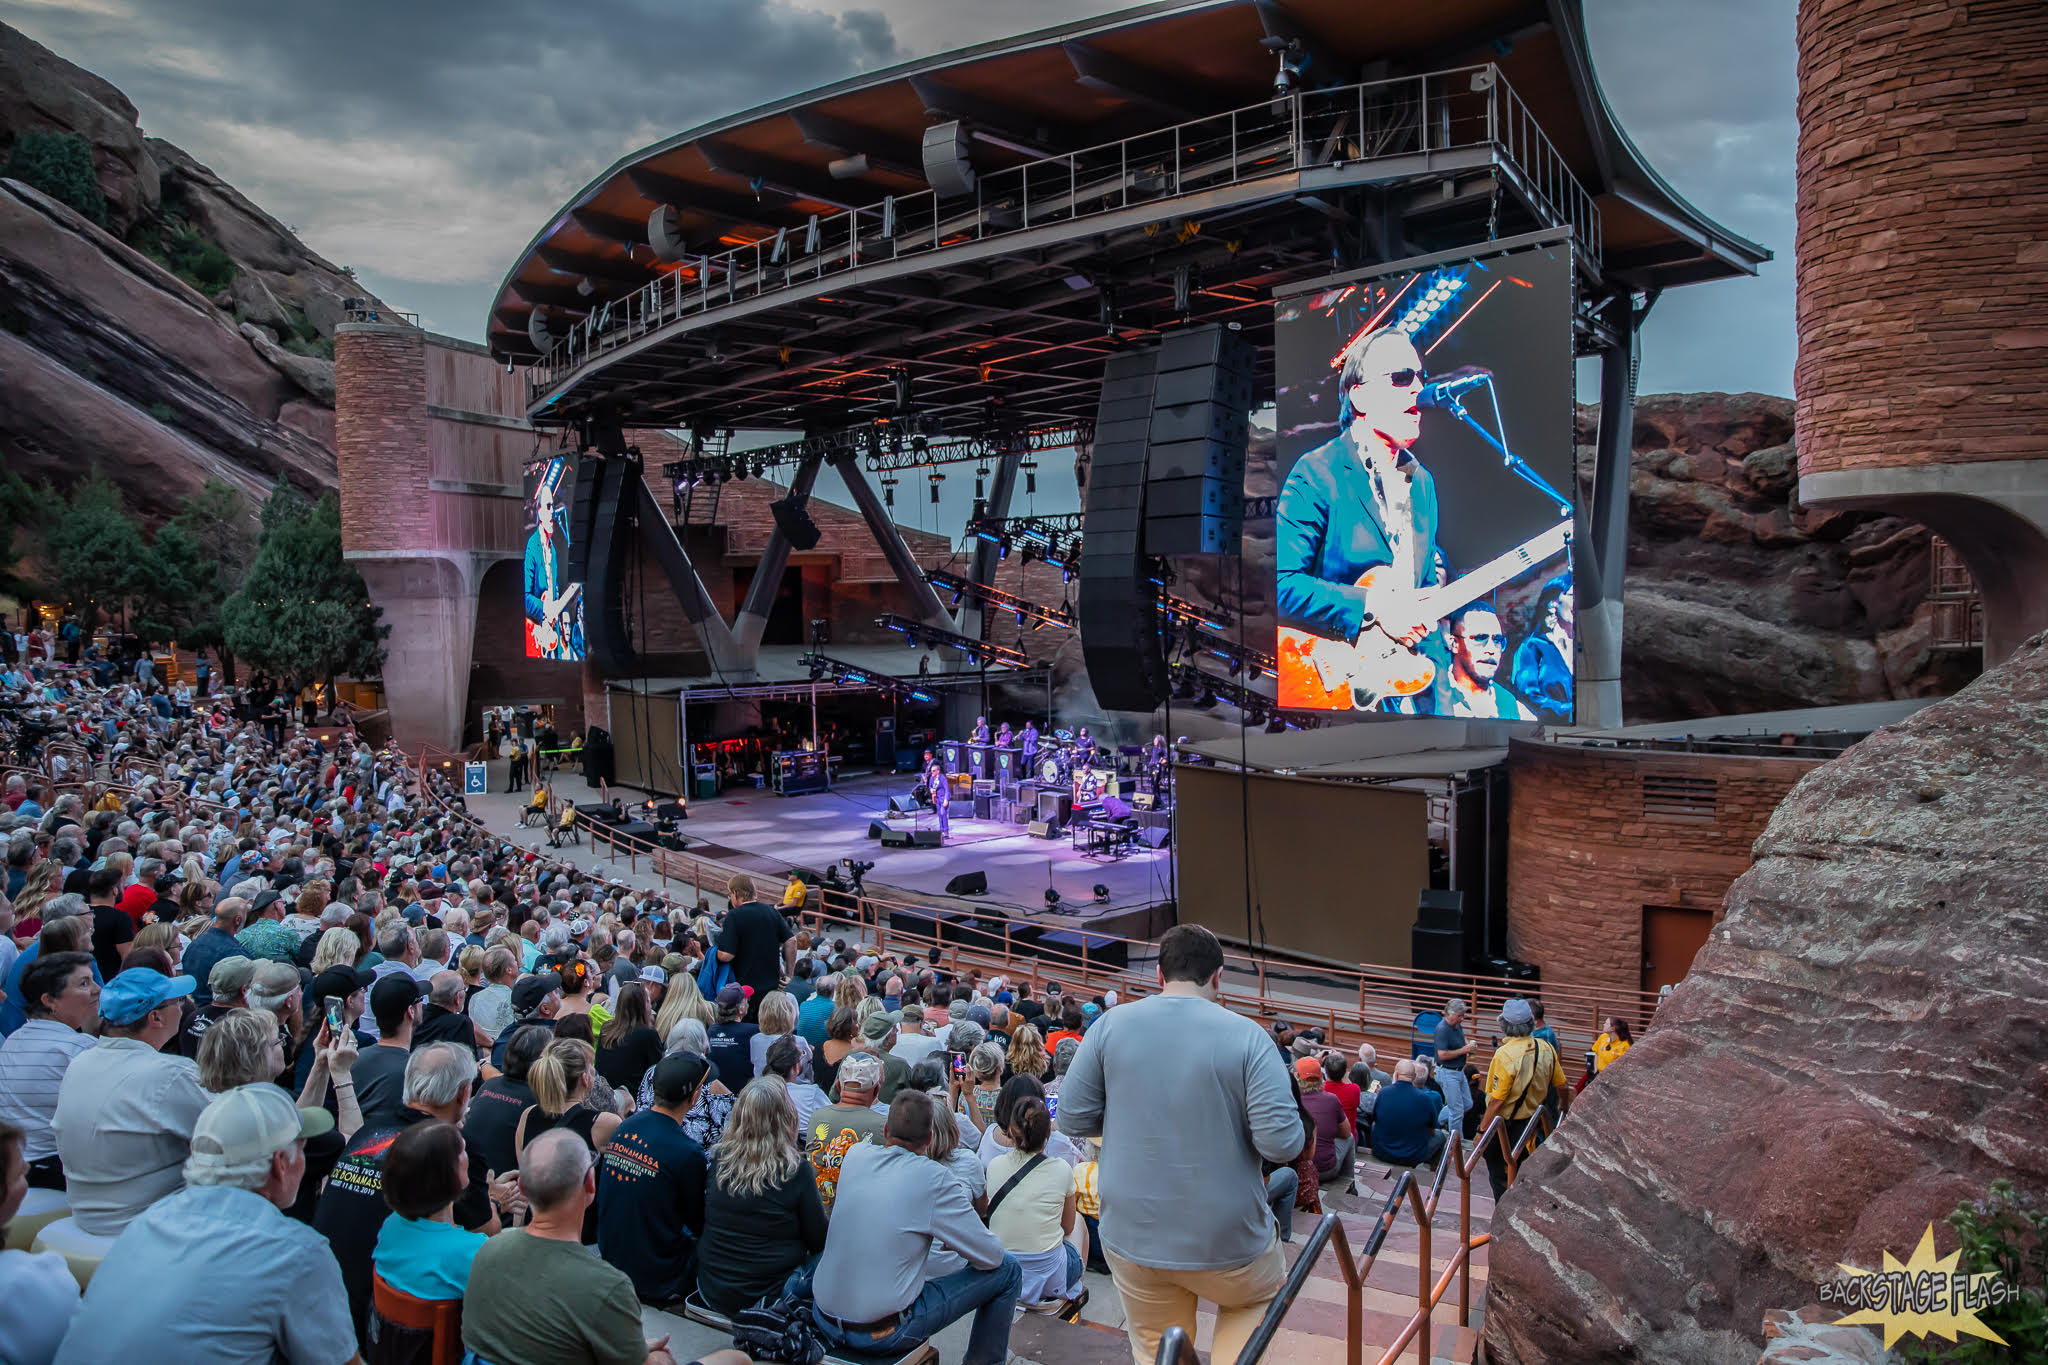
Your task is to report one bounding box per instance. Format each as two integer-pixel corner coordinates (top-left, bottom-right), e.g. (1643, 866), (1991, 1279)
(526, 64), (1601, 399)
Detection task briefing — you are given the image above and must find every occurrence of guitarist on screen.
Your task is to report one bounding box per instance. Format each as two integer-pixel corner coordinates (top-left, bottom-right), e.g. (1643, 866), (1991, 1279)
(523, 461), (584, 660)
(1276, 325), (1447, 709)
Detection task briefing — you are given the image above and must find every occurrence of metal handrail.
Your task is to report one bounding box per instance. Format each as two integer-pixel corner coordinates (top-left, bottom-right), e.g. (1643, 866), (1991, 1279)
(527, 63), (1601, 396)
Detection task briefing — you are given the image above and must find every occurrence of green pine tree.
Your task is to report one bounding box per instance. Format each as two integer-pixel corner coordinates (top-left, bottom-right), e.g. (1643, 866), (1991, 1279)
(221, 483), (386, 691)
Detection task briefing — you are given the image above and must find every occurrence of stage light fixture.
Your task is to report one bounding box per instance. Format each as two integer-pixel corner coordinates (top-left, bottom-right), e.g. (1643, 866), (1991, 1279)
(1014, 609), (1026, 626)
(1092, 884), (1110, 903)
(1195, 684), (1217, 709)
(1227, 658), (1243, 677)
(1247, 662), (1264, 682)
(1044, 888), (1062, 907)
(1265, 715), (1289, 734)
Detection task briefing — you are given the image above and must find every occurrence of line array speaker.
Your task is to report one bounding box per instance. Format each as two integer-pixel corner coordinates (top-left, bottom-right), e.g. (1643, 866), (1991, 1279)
(1144, 324), (1253, 555)
(768, 493), (822, 551)
(1079, 348), (1171, 713)
(581, 454), (642, 675)
(563, 454), (601, 584)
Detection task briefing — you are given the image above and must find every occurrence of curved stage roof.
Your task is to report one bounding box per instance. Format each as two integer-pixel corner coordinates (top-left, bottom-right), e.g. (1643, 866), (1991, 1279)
(489, 0), (1766, 432)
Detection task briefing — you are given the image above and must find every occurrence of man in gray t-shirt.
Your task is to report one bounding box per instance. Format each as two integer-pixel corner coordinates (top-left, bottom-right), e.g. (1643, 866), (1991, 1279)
(1433, 998), (1474, 1130)
(1058, 925), (1303, 1365)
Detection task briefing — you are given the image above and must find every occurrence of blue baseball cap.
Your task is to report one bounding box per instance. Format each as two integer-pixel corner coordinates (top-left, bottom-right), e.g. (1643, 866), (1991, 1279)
(100, 968), (197, 1026)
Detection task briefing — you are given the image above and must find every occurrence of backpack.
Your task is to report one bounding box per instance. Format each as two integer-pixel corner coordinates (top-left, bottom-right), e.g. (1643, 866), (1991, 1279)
(730, 1295), (827, 1365)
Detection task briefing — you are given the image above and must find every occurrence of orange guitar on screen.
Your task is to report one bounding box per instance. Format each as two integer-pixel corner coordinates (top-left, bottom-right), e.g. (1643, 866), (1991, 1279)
(1278, 521), (1570, 711)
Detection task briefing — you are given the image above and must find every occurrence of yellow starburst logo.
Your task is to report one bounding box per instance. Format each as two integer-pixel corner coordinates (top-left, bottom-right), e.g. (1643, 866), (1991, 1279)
(1825, 1224), (2010, 1349)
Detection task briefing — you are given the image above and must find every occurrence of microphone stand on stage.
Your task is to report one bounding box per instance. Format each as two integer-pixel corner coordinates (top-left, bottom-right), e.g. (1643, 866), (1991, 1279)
(1434, 377), (1571, 520)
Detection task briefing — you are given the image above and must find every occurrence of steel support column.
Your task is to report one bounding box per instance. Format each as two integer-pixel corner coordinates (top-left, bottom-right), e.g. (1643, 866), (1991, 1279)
(826, 450), (955, 631)
(629, 476), (748, 675)
(1577, 291), (1638, 729)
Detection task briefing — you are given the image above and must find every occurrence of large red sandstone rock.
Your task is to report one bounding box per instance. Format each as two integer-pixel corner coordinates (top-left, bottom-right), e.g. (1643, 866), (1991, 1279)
(0, 23), (157, 233)
(1481, 632), (2048, 1363)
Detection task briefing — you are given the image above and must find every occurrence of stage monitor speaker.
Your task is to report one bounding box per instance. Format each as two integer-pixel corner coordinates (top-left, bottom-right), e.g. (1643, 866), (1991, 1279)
(1412, 925), (1466, 977)
(1036, 790), (1072, 823)
(1080, 347), (1171, 713)
(613, 820), (657, 839)
(868, 821), (889, 840)
(879, 828), (913, 848)
(575, 802), (620, 822)
(910, 830), (943, 849)
(1417, 889), (1465, 933)
(768, 494), (822, 551)
(1027, 819), (1061, 839)
(887, 796), (914, 816)
(1140, 825), (1170, 849)
(945, 871), (989, 896)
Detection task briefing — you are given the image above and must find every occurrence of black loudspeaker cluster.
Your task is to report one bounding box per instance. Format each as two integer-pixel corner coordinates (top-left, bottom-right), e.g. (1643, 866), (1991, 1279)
(1411, 888), (1467, 977)
(1145, 325), (1253, 555)
(563, 454), (601, 585)
(582, 457), (643, 675)
(769, 493), (822, 551)
(1079, 349), (1172, 713)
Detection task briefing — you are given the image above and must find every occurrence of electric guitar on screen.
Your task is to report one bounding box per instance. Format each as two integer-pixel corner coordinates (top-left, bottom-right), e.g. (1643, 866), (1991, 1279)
(531, 582), (581, 655)
(1278, 520), (1571, 711)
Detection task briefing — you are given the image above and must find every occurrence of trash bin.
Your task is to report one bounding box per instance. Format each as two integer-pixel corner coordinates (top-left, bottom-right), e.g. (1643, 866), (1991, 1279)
(694, 764), (718, 800)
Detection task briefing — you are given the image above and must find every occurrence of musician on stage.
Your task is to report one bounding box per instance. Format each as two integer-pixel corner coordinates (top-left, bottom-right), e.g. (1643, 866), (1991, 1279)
(1020, 720), (1040, 769)
(923, 750), (951, 843)
(994, 721), (1013, 748)
(1276, 326), (1446, 696)
(970, 715), (990, 744)
(1075, 726), (1094, 762)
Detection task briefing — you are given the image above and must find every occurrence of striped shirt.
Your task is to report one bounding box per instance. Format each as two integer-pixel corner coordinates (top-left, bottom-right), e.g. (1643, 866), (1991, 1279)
(0, 1020), (97, 1160)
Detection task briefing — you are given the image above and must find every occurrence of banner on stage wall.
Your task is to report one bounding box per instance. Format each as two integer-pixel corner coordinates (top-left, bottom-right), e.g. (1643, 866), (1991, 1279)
(523, 456), (586, 661)
(1272, 241), (1576, 723)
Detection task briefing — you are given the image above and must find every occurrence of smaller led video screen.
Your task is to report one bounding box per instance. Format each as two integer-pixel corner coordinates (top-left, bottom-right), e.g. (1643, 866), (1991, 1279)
(523, 456), (585, 661)
(1272, 244), (1575, 722)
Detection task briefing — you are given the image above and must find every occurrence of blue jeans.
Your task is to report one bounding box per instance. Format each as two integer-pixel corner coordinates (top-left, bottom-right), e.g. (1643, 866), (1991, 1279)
(1266, 1167), (1297, 1242)
(792, 1254), (1023, 1365)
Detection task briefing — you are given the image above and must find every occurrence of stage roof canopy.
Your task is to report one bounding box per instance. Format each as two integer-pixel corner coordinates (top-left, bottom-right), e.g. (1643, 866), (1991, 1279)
(490, 0), (1767, 431)
(1178, 715), (1526, 778)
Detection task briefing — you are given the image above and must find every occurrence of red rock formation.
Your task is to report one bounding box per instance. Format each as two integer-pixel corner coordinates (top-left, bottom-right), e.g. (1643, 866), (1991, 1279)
(1480, 631), (2048, 1363)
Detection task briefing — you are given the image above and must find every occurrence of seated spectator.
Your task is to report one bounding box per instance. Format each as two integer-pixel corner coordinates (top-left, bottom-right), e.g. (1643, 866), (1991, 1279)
(796, 1089), (1021, 1365)
(745, 988), (805, 1077)
(695, 1075), (828, 1316)
(637, 1017), (736, 1153)
(371, 1120), (489, 1303)
(52, 967), (208, 1236)
(813, 1003), (857, 1092)
(760, 1034), (828, 1129)
(180, 895), (249, 1003)
(318, 1041), (503, 1340)
(596, 1052), (710, 1308)
(1295, 1055), (1351, 1182)
(958, 1040), (1004, 1135)
(354, 973), (427, 1127)
(805, 1050), (886, 1213)
(0, 1118), (81, 1365)
(488, 971), (561, 1070)
(851, 1011), (909, 1101)
(51, 1084), (355, 1364)
(794, 972), (835, 1046)
(976, 1074), (1082, 1171)
(235, 888), (299, 963)
(889, 1002), (942, 1069)
(704, 984), (759, 1091)
(515, 1038), (621, 1246)
(466, 1021), (551, 1180)
(595, 981), (663, 1092)
(466, 945), (519, 1043)
(1366, 1060), (1447, 1168)
(986, 1095), (1083, 1309)
(178, 952), (256, 1058)
(413, 969), (486, 1057)
(461, 1128), (690, 1365)
(0, 952), (98, 1188)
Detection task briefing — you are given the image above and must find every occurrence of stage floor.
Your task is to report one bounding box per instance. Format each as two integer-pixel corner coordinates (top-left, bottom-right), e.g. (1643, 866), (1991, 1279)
(655, 771), (1175, 916)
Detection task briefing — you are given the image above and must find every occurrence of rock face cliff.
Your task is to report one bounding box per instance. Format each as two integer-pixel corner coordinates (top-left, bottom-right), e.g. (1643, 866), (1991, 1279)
(0, 20), (381, 523)
(1480, 631), (2048, 1363)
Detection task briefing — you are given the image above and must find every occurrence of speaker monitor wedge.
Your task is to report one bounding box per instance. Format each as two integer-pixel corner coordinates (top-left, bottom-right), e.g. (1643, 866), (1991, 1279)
(945, 871), (989, 895)
(910, 830), (943, 849)
(868, 821), (889, 840)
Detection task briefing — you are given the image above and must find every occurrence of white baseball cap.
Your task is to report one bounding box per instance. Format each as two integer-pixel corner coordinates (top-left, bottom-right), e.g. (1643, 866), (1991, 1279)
(187, 1083), (334, 1176)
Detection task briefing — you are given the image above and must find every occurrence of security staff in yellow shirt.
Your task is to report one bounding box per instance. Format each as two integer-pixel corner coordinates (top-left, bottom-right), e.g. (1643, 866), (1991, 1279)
(1477, 997), (1568, 1199)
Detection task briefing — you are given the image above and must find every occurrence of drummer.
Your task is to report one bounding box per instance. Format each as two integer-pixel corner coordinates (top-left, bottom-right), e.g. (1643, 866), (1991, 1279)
(1021, 720), (1040, 768)
(1076, 725), (1094, 762)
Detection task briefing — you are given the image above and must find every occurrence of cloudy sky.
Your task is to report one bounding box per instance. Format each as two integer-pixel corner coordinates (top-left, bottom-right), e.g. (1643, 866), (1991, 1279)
(4, 0), (1794, 402)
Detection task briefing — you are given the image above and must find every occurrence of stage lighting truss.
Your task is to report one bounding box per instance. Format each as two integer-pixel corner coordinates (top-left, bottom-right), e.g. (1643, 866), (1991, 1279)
(798, 652), (940, 704)
(924, 568), (1074, 632)
(874, 615), (1030, 670)
(1168, 664), (1321, 730)
(965, 513), (1084, 579)
(659, 417), (1092, 492)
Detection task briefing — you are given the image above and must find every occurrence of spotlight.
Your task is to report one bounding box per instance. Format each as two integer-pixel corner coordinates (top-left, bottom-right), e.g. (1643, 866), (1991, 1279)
(1195, 684), (1217, 709)
(1044, 887), (1062, 907)
(1265, 714), (1289, 734)
(997, 541), (1009, 561)
(1247, 662), (1263, 682)
(1015, 609), (1026, 626)
(1092, 884), (1111, 903)
(904, 630), (919, 649)
(1227, 658), (1242, 677)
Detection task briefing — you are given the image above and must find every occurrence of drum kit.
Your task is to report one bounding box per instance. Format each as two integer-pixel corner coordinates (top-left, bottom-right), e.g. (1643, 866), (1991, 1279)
(1033, 729), (1103, 786)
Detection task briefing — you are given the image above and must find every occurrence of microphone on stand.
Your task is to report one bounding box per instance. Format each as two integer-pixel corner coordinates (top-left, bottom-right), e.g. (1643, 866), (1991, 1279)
(1418, 368), (1493, 409)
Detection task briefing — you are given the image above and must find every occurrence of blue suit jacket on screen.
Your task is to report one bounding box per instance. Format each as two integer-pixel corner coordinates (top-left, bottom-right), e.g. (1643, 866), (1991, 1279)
(1275, 434), (1442, 644)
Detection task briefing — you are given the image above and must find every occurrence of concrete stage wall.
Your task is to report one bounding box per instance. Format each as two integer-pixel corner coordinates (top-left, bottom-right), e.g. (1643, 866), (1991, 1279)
(1175, 764), (1428, 969)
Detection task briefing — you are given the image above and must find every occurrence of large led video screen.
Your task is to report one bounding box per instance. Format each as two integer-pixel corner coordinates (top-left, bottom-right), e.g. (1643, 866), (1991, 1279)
(523, 456), (585, 661)
(1273, 243), (1575, 722)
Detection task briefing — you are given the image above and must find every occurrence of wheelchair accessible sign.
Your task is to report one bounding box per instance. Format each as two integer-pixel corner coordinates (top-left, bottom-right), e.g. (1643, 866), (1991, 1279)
(464, 762), (488, 796)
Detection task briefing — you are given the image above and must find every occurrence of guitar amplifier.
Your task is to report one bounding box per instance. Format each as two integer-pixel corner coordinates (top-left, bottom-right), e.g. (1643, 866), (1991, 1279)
(973, 793), (996, 820)
(972, 779), (996, 795)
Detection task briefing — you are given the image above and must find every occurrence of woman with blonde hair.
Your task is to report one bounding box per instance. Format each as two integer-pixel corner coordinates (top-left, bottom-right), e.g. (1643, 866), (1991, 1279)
(748, 989), (808, 1076)
(1005, 1021), (1051, 1084)
(958, 1040), (1006, 1135)
(310, 925), (361, 974)
(831, 971), (864, 1013)
(175, 876), (216, 927)
(12, 859), (59, 939)
(654, 970), (716, 1039)
(134, 921), (182, 970)
(514, 1039), (622, 1179)
(694, 1075), (828, 1315)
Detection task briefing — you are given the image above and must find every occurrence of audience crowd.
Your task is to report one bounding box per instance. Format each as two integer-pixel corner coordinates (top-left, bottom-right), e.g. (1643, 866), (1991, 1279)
(0, 662), (1578, 1365)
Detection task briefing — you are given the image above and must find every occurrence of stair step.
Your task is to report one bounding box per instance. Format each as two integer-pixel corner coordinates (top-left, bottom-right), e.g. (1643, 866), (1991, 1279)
(1007, 1313), (1132, 1365)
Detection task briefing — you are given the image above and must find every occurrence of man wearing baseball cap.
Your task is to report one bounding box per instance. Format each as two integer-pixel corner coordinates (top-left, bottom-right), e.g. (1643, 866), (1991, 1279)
(52, 967), (209, 1237)
(488, 972), (562, 1071)
(51, 1083), (355, 1364)
(352, 974), (427, 1128)
(1477, 997), (1568, 1199)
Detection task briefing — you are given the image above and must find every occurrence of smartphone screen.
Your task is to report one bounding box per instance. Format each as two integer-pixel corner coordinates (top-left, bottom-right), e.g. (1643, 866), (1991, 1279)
(327, 999), (346, 1037)
(952, 1053), (966, 1074)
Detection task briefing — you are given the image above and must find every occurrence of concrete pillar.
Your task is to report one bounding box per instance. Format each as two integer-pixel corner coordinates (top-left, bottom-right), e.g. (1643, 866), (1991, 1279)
(351, 554), (487, 752)
(1795, 0), (2048, 666)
